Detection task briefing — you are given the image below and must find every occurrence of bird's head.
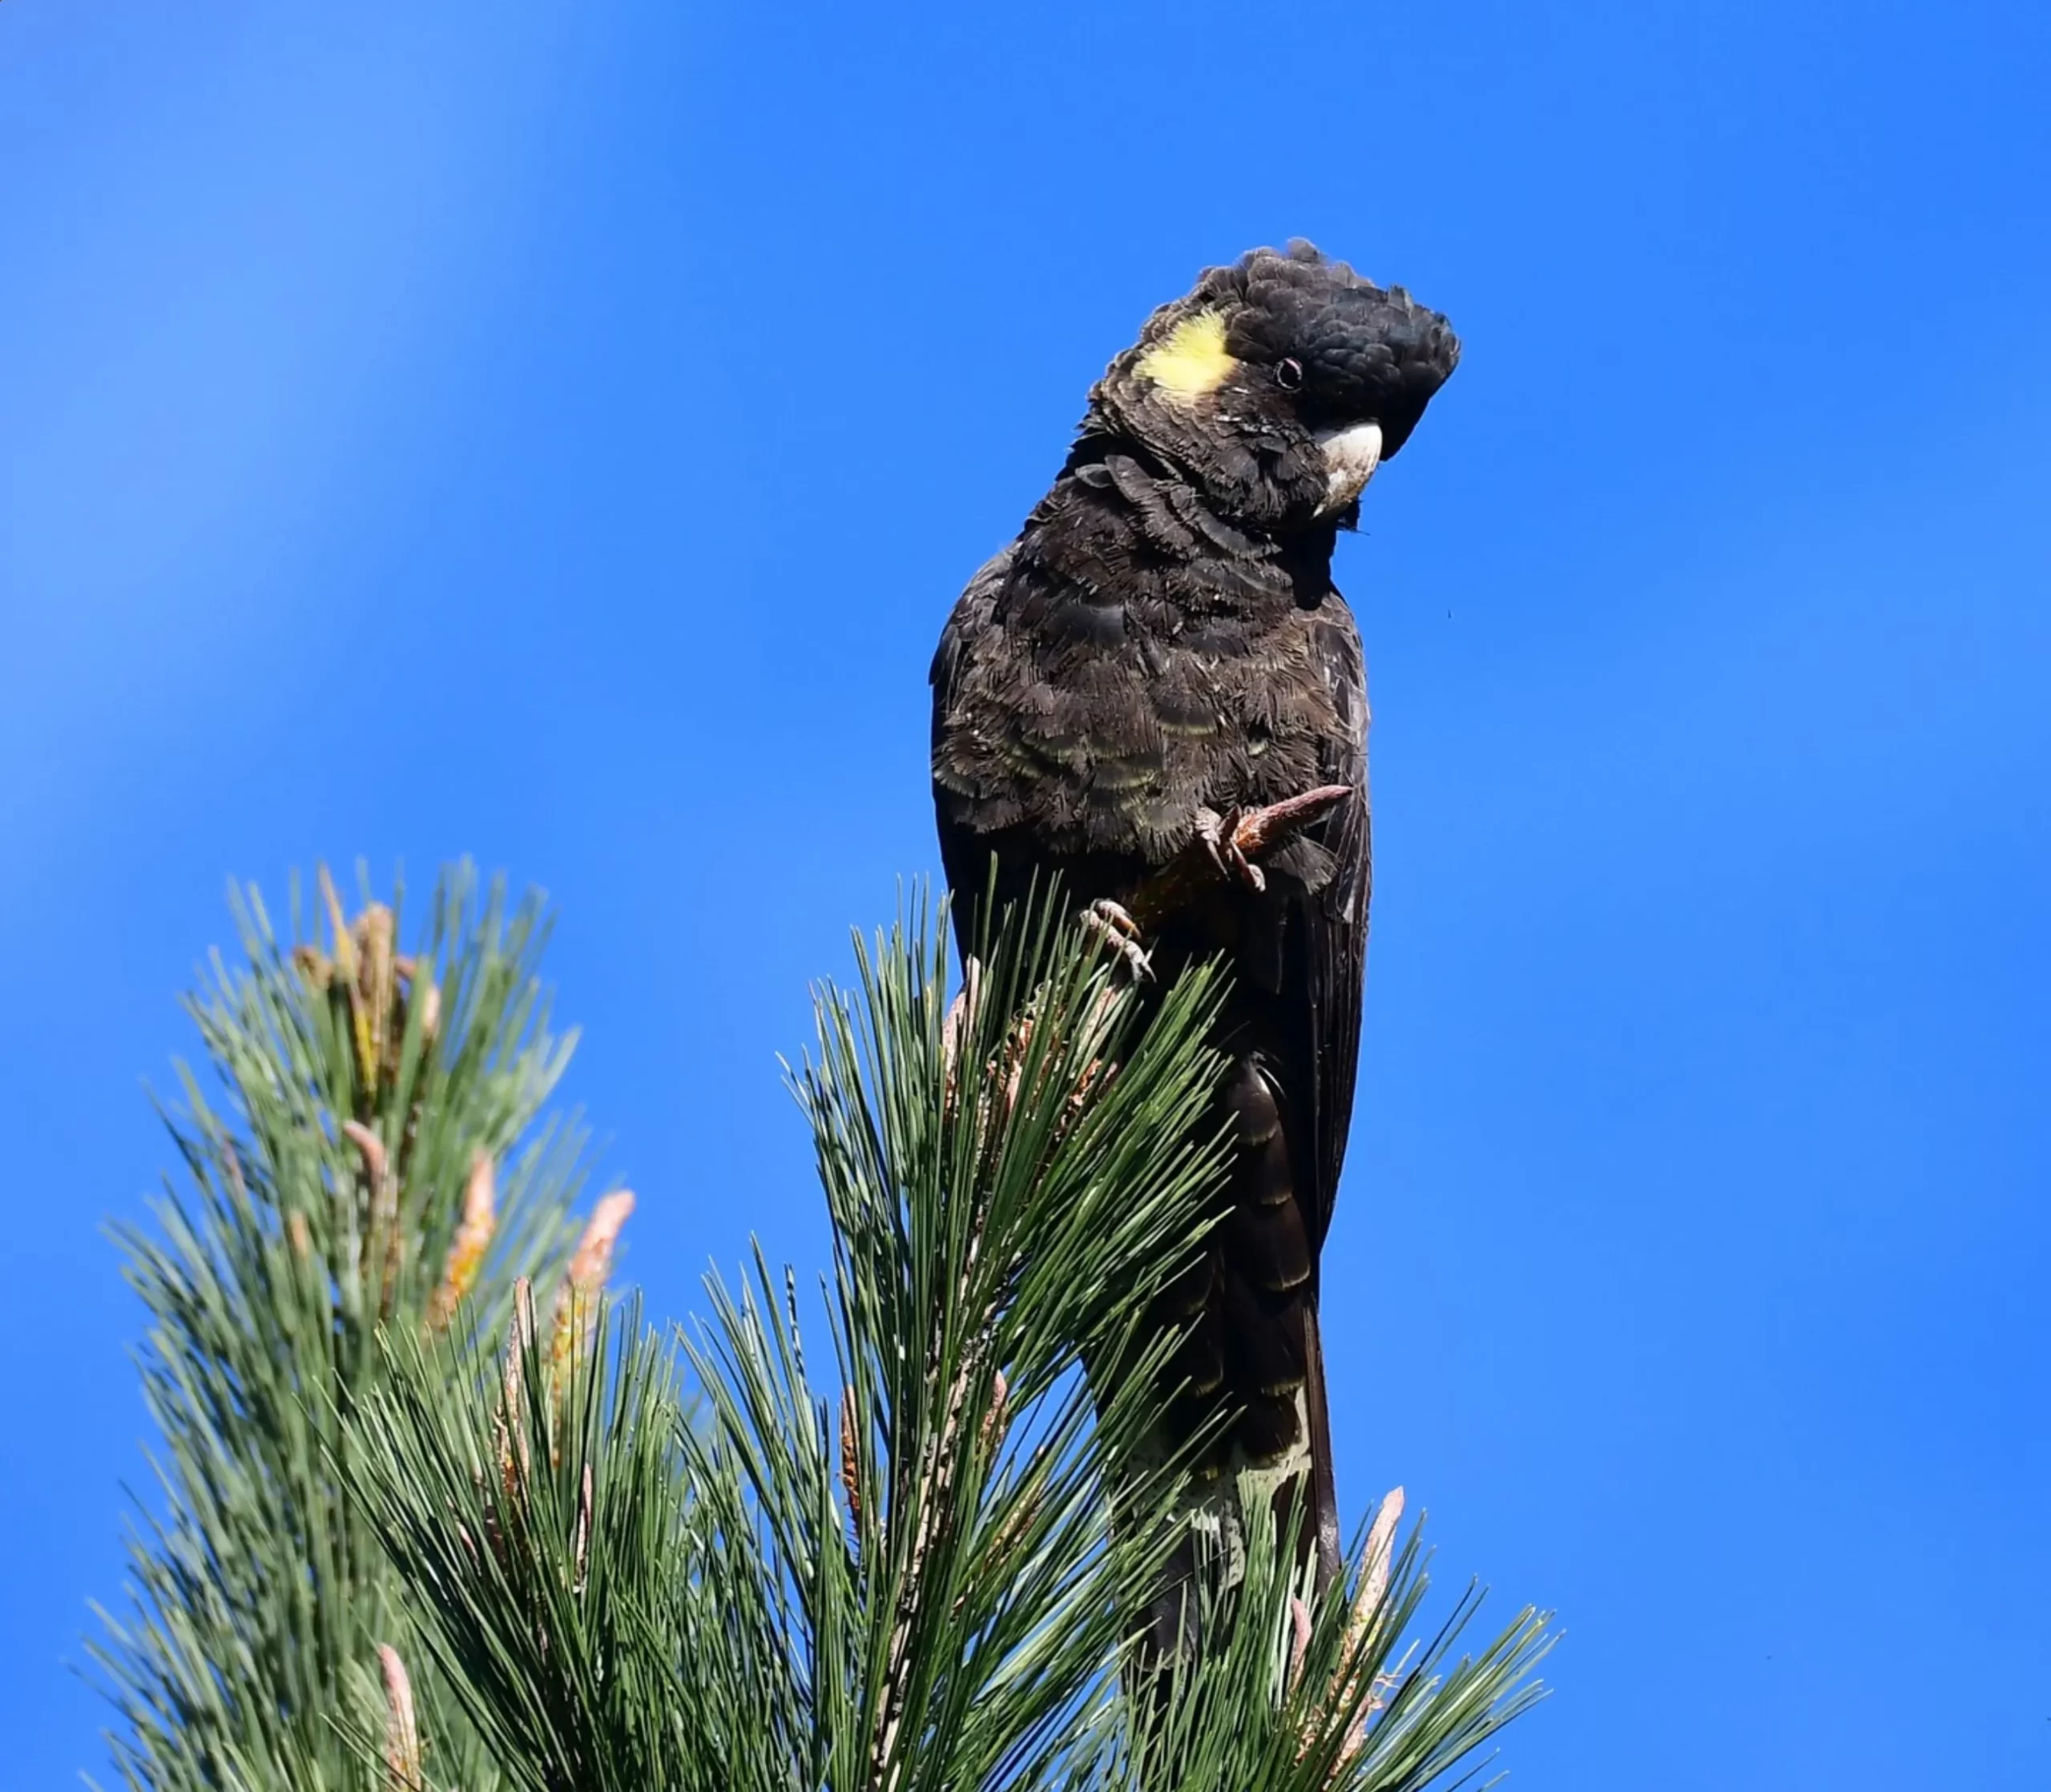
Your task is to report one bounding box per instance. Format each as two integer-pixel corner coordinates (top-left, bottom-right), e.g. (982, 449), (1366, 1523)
(1085, 242), (1461, 530)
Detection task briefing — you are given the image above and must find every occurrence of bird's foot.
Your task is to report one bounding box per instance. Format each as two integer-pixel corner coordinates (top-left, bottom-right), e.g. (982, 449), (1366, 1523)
(1195, 807), (1267, 895)
(1082, 899), (1153, 981)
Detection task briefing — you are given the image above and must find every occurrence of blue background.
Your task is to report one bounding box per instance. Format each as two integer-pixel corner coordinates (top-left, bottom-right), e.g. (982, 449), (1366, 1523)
(6, 2), (2049, 1784)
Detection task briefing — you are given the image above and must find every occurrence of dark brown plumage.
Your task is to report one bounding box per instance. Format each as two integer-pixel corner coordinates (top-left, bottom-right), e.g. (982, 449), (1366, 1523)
(929, 242), (1459, 1651)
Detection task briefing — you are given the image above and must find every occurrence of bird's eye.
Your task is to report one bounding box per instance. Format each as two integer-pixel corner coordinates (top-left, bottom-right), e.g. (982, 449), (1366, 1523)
(1275, 356), (1304, 392)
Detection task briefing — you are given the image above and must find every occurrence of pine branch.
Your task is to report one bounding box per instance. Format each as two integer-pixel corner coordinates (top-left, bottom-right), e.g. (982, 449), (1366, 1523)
(85, 864), (619, 1792)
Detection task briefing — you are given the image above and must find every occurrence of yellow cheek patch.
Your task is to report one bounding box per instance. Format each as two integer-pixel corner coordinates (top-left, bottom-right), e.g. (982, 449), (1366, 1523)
(1134, 308), (1237, 402)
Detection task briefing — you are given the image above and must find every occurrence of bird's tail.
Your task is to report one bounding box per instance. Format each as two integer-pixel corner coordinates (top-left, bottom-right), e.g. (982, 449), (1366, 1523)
(1118, 1048), (1341, 1732)
(1300, 1301), (1342, 1581)
(1134, 1299), (1341, 1673)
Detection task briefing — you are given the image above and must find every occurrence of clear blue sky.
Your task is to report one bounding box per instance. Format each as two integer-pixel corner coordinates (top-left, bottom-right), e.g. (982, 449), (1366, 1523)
(5, 2), (2049, 1784)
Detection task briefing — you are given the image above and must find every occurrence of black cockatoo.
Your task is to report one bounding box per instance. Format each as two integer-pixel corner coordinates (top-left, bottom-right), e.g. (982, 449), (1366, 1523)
(929, 242), (1460, 1654)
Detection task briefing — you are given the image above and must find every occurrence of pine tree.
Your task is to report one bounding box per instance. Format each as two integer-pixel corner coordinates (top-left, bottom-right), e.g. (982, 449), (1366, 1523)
(91, 868), (1552, 1790)
(87, 867), (615, 1790)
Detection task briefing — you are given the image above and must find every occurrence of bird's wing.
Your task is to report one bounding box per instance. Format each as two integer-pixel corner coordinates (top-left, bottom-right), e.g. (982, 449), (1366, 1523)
(1270, 594), (1367, 1584)
(929, 546), (1020, 941)
(1295, 596), (1370, 1260)
(929, 545), (1012, 766)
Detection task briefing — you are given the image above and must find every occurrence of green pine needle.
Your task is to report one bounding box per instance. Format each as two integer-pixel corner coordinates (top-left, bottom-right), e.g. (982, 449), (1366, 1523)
(91, 871), (1553, 1792)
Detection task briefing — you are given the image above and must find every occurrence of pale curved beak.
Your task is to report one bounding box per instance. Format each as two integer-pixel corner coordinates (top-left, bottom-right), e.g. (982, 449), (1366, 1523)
(1313, 421), (1384, 514)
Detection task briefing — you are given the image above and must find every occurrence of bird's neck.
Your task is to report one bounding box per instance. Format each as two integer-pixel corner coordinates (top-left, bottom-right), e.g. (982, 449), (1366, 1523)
(1010, 453), (1342, 638)
(1059, 433), (1343, 569)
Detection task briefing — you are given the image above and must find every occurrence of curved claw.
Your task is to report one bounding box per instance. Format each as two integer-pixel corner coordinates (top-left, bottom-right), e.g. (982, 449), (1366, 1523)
(1195, 807), (1267, 895)
(1083, 899), (1154, 981)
